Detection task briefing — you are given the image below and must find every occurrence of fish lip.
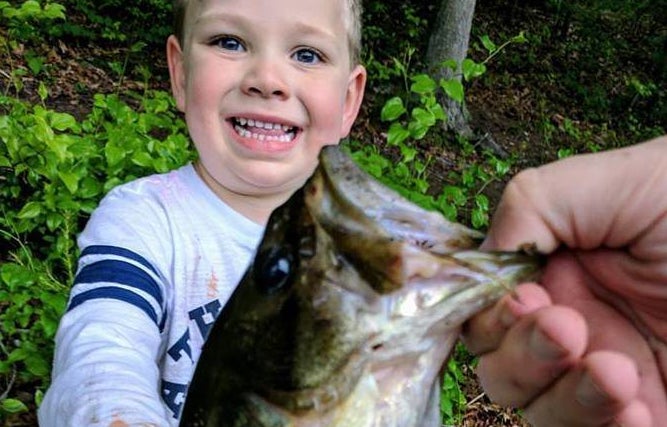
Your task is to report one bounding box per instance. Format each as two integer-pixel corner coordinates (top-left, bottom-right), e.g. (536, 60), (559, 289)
(260, 352), (368, 414)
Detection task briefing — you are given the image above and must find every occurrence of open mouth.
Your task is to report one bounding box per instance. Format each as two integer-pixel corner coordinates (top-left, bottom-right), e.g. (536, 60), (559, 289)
(231, 117), (299, 143)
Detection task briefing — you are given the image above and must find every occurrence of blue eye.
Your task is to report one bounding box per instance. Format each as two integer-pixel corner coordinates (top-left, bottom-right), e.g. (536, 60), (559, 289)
(212, 36), (245, 52)
(293, 48), (322, 64)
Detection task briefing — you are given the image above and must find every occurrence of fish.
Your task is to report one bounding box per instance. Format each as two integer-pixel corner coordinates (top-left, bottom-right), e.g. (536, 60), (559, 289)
(179, 145), (542, 427)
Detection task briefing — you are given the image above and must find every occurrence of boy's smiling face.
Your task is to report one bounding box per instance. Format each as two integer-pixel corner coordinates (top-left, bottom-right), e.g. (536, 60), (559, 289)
(168, 0), (366, 222)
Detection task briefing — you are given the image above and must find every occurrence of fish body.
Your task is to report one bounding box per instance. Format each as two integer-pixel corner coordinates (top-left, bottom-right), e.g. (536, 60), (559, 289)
(179, 146), (541, 426)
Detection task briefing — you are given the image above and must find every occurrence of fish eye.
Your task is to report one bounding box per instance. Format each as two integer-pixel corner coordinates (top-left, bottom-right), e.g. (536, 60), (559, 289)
(253, 246), (296, 295)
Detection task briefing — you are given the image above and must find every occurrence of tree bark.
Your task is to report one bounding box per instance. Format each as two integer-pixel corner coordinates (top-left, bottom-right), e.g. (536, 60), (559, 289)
(426, 0), (477, 138)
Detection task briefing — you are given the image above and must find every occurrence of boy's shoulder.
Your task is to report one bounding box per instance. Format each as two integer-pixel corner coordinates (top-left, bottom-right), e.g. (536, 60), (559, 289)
(105, 163), (197, 204)
(83, 162), (262, 244)
(83, 163), (202, 238)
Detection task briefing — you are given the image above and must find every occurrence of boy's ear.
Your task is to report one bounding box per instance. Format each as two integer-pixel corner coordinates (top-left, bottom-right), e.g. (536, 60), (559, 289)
(340, 64), (367, 137)
(167, 35), (186, 112)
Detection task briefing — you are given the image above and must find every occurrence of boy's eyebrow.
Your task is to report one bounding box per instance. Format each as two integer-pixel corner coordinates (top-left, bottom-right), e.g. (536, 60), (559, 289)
(194, 12), (337, 44)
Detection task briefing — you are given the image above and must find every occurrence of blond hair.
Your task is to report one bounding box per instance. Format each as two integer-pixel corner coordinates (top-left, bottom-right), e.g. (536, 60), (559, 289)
(172, 0), (362, 65)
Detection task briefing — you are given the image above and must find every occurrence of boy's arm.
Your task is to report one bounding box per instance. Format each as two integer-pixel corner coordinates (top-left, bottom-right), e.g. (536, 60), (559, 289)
(38, 185), (175, 426)
(38, 300), (170, 426)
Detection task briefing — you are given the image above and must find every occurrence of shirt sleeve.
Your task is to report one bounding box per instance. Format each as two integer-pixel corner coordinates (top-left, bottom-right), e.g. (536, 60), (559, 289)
(38, 182), (174, 426)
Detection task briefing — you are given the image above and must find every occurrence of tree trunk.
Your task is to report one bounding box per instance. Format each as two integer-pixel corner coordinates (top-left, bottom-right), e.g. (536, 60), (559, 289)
(426, 0), (477, 138)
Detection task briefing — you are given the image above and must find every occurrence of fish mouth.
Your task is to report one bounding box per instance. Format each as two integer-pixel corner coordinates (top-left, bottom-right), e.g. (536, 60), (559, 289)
(261, 352), (368, 414)
(230, 116), (300, 143)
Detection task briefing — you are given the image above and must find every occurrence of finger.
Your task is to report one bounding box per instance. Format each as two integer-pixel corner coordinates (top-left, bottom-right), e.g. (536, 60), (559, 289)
(476, 306), (587, 407)
(524, 351), (649, 427)
(483, 137), (667, 254)
(481, 166), (561, 253)
(462, 282), (552, 355)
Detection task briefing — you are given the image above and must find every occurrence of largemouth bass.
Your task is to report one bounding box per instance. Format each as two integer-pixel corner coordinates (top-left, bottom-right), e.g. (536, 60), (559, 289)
(180, 146), (541, 427)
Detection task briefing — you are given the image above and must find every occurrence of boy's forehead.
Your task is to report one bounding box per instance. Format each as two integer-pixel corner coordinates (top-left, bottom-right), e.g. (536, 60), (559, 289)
(184, 0), (348, 29)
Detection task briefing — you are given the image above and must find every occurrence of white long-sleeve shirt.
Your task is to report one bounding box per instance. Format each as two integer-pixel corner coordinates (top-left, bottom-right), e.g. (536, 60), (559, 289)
(38, 164), (264, 426)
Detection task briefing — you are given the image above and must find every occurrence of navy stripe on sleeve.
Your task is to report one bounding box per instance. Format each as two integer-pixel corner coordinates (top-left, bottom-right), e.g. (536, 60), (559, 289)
(69, 246), (167, 331)
(68, 287), (159, 325)
(80, 245), (159, 276)
(74, 259), (163, 306)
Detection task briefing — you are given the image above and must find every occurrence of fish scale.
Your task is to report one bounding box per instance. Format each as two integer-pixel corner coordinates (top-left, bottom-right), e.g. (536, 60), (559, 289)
(179, 145), (542, 426)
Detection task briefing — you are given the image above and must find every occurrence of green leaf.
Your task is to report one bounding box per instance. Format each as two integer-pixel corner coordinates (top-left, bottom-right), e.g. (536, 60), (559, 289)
(130, 41), (147, 53)
(105, 142), (126, 167)
(46, 211), (63, 231)
(25, 354), (50, 377)
(428, 103), (446, 122)
(411, 107), (436, 127)
(511, 31), (527, 44)
(386, 122), (410, 146)
(410, 74), (436, 95)
(440, 79), (465, 103)
(132, 151), (153, 168)
(1, 398), (28, 414)
(399, 144), (417, 162)
(462, 58), (487, 81)
(440, 59), (458, 72)
(26, 55), (43, 75)
(78, 176), (102, 199)
(17, 201), (42, 219)
(43, 3), (66, 20)
(475, 194), (490, 210)
(442, 185), (466, 206)
(380, 97), (406, 121)
(479, 34), (497, 53)
(471, 207), (488, 229)
(49, 112), (77, 131)
(38, 81), (48, 101)
(35, 389), (44, 407)
(58, 170), (79, 194)
(34, 115), (54, 143)
(407, 119), (430, 140)
(19, 0), (41, 17)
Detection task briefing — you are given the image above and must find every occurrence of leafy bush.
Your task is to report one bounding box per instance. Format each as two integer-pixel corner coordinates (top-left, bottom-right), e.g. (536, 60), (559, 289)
(0, 0), (65, 42)
(54, 0), (172, 46)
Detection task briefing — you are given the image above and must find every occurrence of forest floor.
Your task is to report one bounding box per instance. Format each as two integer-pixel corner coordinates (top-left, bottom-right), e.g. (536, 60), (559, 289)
(2, 2), (664, 426)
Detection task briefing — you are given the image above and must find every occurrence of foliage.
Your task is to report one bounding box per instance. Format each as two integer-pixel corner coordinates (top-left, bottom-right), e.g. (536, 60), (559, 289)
(52, 0), (172, 46)
(474, 0), (665, 152)
(441, 344), (473, 425)
(352, 33), (524, 229)
(0, 0), (65, 42)
(0, 0), (66, 95)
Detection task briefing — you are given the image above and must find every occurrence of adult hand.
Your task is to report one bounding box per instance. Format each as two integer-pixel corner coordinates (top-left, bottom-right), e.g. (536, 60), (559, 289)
(463, 136), (667, 427)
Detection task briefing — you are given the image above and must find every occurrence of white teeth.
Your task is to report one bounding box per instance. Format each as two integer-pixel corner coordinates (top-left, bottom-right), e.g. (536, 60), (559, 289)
(234, 117), (293, 132)
(234, 124), (295, 142)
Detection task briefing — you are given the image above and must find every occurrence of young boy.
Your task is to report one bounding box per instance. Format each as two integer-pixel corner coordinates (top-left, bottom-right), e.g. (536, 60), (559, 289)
(37, 0), (366, 424)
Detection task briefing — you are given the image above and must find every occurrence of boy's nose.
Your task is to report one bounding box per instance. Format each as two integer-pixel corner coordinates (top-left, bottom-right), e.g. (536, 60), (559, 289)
(241, 56), (290, 100)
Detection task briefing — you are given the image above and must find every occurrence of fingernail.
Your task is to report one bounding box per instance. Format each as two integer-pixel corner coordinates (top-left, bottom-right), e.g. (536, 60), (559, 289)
(576, 372), (609, 407)
(529, 328), (567, 360)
